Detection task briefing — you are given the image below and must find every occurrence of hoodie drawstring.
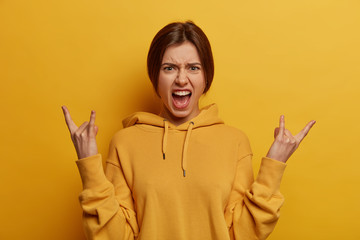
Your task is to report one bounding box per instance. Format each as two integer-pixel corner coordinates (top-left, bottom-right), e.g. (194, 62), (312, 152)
(182, 121), (194, 177)
(162, 119), (168, 160)
(161, 120), (194, 177)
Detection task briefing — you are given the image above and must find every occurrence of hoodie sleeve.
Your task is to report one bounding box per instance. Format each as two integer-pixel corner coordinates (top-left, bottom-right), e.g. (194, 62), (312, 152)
(75, 140), (139, 239)
(224, 152), (287, 240)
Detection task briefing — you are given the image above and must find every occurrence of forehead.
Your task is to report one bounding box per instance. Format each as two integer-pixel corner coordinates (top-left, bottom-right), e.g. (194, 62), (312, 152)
(162, 41), (200, 63)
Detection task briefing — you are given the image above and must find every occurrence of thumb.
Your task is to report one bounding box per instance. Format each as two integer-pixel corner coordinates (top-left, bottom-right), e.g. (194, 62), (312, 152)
(274, 127), (280, 138)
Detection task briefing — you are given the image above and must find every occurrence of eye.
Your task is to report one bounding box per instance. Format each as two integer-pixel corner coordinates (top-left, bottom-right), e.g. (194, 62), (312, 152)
(189, 66), (201, 71)
(163, 66), (174, 72)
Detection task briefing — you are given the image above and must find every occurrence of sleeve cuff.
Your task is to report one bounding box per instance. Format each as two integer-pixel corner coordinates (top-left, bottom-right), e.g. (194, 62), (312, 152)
(76, 154), (109, 190)
(256, 157), (287, 194)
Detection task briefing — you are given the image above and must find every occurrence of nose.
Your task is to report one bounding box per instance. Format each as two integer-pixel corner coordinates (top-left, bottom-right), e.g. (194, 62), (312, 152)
(175, 68), (189, 86)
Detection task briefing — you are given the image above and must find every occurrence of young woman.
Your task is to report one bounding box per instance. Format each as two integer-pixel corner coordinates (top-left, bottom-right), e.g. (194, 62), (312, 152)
(62, 21), (315, 240)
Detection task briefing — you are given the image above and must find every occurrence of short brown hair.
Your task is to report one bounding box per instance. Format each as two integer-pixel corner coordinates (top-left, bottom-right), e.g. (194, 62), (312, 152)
(147, 21), (214, 94)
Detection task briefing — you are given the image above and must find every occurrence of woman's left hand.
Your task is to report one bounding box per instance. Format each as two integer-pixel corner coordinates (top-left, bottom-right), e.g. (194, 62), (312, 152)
(266, 115), (316, 163)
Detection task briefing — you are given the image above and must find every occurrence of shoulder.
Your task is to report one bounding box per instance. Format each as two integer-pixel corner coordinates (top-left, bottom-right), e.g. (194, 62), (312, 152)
(216, 124), (252, 157)
(109, 124), (162, 148)
(208, 124), (250, 142)
(110, 125), (143, 142)
(200, 123), (251, 152)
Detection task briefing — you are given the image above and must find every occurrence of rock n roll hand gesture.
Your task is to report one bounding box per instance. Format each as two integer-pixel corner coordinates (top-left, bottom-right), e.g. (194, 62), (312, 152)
(61, 105), (314, 162)
(62, 106), (99, 159)
(266, 115), (316, 163)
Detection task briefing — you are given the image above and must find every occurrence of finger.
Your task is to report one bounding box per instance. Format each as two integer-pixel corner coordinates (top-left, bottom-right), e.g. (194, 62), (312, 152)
(74, 121), (89, 139)
(278, 115), (285, 136)
(274, 127), (279, 138)
(295, 120), (316, 142)
(88, 111), (97, 137)
(61, 106), (78, 133)
(89, 110), (96, 126)
(284, 129), (293, 137)
(284, 129), (296, 144)
(94, 125), (99, 136)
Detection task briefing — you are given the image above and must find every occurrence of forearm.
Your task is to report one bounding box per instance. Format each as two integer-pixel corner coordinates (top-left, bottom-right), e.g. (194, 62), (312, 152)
(243, 157), (286, 239)
(226, 156), (286, 240)
(76, 154), (137, 240)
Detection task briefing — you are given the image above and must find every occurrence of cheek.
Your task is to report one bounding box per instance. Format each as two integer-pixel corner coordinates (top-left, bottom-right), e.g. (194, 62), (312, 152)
(157, 75), (170, 99)
(198, 75), (206, 93)
(193, 78), (206, 100)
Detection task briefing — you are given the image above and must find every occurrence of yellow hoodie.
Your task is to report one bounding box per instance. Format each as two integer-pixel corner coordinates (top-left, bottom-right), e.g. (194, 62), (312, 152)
(76, 104), (287, 240)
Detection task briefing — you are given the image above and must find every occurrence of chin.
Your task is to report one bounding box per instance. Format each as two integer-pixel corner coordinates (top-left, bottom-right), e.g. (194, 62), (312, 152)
(169, 107), (192, 119)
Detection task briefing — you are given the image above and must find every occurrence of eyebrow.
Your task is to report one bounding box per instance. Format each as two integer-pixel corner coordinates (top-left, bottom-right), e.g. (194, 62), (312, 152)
(161, 62), (202, 66)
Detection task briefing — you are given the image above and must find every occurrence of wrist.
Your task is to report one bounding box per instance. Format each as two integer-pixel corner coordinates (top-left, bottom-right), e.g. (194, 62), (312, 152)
(265, 153), (288, 163)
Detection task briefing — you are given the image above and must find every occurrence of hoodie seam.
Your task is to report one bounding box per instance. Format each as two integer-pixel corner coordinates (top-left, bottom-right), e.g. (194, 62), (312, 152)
(134, 124), (164, 133)
(238, 152), (253, 161)
(135, 124), (198, 133)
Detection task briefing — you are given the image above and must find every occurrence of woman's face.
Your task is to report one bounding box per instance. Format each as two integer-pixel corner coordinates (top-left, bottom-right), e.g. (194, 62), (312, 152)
(157, 41), (205, 125)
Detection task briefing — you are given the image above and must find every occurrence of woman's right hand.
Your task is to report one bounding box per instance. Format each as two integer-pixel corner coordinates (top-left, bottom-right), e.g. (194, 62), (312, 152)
(61, 106), (99, 159)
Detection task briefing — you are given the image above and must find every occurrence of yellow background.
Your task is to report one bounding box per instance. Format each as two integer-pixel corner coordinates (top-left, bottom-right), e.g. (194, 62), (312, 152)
(1, 0), (359, 239)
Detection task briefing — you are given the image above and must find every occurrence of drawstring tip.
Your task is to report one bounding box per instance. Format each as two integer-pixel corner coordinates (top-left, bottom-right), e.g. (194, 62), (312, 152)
(183, 170), (186, 177)
(163, 153), (165, 160)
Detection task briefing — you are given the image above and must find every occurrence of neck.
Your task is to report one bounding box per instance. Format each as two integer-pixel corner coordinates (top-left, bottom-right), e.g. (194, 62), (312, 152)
(159, 105), (200, 126)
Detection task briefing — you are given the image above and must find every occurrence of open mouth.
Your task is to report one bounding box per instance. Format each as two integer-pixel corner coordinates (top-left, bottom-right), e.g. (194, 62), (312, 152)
(172, 90), (192, 109)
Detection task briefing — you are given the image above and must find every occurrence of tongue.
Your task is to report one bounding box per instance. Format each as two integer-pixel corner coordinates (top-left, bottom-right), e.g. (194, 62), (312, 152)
(173, 95), (190, 109)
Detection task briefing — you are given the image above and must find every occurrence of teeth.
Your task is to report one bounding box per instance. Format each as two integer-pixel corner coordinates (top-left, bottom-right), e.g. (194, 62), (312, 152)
(173, 91), (191, 96)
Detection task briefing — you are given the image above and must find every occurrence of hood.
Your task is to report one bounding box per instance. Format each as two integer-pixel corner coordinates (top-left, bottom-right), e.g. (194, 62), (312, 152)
(122, 104), (224, 177)
(122, 103), (223, 130)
